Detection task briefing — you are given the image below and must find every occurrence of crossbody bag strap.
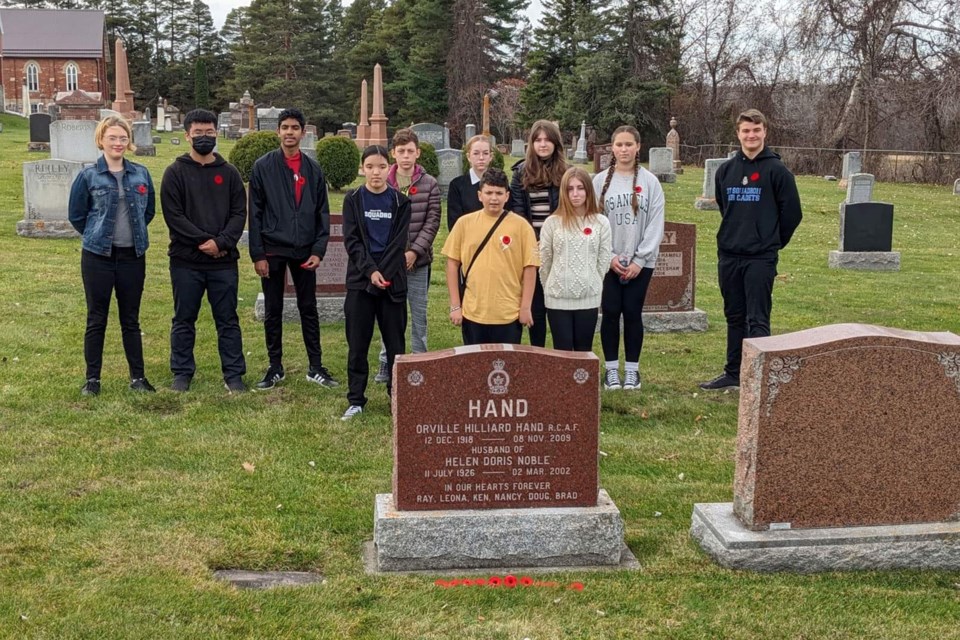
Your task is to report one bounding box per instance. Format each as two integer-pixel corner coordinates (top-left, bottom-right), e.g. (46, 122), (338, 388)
(461, 210), (509, 285)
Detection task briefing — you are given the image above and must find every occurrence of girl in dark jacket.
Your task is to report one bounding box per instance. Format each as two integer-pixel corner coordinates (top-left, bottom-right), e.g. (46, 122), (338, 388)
(341, 145), (411, 420)
(507, 120), (568, 347)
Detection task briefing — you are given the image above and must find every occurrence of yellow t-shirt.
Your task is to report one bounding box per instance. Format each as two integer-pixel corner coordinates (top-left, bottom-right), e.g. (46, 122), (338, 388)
(441, 210), (540, 324)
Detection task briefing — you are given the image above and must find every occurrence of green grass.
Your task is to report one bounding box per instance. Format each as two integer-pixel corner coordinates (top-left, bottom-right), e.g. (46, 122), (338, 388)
(1, 111), (960, 639)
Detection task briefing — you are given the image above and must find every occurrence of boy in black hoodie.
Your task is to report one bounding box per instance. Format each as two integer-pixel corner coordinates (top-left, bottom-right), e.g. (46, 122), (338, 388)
(700, 109), (802, 391)
(161, 109), (247, 393)
(248, 108), (338, 391)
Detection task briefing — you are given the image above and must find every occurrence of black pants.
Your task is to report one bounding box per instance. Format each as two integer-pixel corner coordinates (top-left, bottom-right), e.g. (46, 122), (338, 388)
(170, 264), (246, 380)
(523, 275), (548, 347)
(718, 254), (777, 377)
(81, 248), (146, 380)
(547, 307), (598, 352)
(345, 289), (406, 407)
(261, 256), (323, 369)
(462, 318), (523, 346)
(600, 267), (654, 363)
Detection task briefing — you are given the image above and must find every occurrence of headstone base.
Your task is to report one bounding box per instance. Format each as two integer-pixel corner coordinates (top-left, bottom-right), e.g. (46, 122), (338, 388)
(254, 293), (345, 324)
(643, 309), (708, 332)
(690, 503), (960, 573)
(16, 219), (79, 238)
(134, 146), (156, 157)
(596, 309), (709, 334)
(27, 142), (50, 152)
(694, 197), (718, 211)
(828, 250), (900, 271)
(372, 490), (625, 572)
(654, 173), (677, 184)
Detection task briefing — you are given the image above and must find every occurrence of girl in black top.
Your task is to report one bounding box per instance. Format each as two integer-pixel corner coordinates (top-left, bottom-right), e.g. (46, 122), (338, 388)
(341, 145), (411, 420)
(507, 120), (568, 347)
(446, 135), (492, 231)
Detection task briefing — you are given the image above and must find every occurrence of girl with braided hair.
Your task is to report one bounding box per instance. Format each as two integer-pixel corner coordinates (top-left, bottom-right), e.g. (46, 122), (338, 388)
(507, 120), (568, 347)
(592, 126), (665, 390)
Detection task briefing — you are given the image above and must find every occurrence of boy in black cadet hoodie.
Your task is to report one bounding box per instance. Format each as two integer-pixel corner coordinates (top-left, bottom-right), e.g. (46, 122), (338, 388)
(700, 109), (802, 391)
(248, 108), (339, 391)
(161, 109), (248, 393)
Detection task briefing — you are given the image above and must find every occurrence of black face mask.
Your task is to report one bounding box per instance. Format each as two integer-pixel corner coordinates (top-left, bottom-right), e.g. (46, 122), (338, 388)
(191, 135), (216, 156)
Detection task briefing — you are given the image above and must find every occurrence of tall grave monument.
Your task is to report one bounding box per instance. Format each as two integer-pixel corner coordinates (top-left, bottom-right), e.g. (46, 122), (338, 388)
(828, 173), (900, 271)
(838, 151), (861, 188)
(574, 121), (588, 162)
(370, 345), (634, 572)
(665, 117), (683, 174)
(368, 64), (388, 147)
(691, 323), (960, 572)
(111, 39), (138, 121)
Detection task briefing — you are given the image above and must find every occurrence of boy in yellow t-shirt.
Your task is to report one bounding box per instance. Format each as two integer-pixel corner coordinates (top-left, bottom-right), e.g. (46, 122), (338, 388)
(442, 168), (540, 345)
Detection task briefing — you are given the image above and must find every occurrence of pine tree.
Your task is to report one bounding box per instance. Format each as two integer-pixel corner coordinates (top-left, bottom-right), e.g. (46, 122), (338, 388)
(194, 56), (209, 109)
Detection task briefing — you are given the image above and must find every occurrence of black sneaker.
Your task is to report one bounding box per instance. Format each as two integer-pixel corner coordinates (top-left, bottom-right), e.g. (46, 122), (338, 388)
(170, 376), (191, 392)
(129, 377), (156, 393)
(255, 366), (285, 390)
(224, 377), (248, 394)
(699, 373), (739, 391)
(373, 360), (389, 384)
(306, 366), (339, 388)
(81, 378), (101, 396)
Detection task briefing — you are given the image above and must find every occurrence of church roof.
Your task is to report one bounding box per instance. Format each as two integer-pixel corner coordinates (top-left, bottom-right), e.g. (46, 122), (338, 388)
(0, 9), (105, 58)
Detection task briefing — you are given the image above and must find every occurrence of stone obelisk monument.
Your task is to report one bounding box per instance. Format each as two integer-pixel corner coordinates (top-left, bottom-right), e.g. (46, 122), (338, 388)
(369, 64), (388, 147)
(112, 39), (136, 119)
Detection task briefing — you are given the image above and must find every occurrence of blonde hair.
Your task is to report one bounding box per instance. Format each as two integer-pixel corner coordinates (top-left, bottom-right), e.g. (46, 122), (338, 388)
(522, 119), (567, 190)
(464, 134), (492, 155)
(554, 167), (601, 230)
(95, 116), (137, 153)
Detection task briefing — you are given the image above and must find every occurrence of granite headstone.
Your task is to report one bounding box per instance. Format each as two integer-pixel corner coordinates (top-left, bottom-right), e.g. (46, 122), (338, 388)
(410, 122), (447, 149)
(436, 148), (463, 196)
(839, 151), (862, 188)
(953, 178), (960, 196)
(511, 139), (525, 157)
(694, 158), (725, 210)
(637, 222), (708, 332)
(28, 113), (52, 150)
(649, 147), (676, 183)
(691, 323), (960, 572)
(49, 120), (98, 163)
(132, 121), (155, 156)
(845, 173), (874, 204)
(16, 159), (85, 237)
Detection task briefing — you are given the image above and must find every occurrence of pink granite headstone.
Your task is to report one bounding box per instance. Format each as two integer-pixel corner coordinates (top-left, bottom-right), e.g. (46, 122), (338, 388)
(644, 221), (696, 313)
(392, 345), (600, 511)
(281, 213), (347, 297)
(734, 324), (960, 530)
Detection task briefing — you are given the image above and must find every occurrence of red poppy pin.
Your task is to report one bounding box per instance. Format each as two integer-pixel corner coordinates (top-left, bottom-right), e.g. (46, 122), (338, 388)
(214, 175), (224, 185)
(500, 235), (511, 250)
(136, 184), (147, 195)
(409, 186), (418, 195)
(297, 175), (306, 187)
(635, 185), (643, 193)
(750, 172), (760, 182)
(584, 227), (592, 236)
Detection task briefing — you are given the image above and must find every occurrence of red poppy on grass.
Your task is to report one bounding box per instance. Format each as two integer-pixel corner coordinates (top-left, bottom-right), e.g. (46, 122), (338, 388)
(409, 186), (418, 195)
(750, 172), (760, 181)
(214, 175), (224, 185)
(474, 578), (487, 586)
(504, 575), (517, 588)
(569, 581), (585, 591)
(520, 576), (534, 587)
(136, 184), (148, 195)
(488, 576), (502, 586)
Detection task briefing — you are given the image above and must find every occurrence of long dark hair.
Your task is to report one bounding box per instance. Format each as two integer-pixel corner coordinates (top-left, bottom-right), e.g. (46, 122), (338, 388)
(522, 120), (567, 190)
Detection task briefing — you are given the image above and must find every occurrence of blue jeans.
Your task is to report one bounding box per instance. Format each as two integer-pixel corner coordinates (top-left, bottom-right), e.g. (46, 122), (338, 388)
(379, 264), (429, 363)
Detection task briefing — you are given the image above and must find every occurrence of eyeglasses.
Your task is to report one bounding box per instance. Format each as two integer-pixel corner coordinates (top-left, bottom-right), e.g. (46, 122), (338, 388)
(105, 136), (129, 144)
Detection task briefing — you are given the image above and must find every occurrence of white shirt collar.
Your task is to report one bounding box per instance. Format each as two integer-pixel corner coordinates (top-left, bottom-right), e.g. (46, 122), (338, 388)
(469, 168), (482, 185)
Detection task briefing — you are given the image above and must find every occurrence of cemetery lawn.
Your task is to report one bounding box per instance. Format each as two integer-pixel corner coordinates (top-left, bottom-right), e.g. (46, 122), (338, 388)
(1, 111), (959, 639)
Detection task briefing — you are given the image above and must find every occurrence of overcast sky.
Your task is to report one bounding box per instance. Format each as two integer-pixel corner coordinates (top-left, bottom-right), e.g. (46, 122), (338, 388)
(208, 0), (544, 30)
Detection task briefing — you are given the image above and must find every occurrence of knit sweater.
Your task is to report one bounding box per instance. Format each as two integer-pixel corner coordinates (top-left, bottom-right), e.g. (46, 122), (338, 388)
(592, 167), (665, 269)
(539, 213), (612, 310)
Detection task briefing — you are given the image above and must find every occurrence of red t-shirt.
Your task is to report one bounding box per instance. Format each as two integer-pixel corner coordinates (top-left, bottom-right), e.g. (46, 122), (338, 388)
(284, 152), (303, 205)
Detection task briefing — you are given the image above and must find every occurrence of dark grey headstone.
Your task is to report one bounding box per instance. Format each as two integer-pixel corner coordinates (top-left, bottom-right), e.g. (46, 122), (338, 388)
(840, 202), (894, 252)
(29, 113), (52, 143)
(410, 122), (447, 149)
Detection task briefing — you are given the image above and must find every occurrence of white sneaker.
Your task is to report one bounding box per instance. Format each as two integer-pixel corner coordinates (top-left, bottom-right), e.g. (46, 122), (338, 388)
(341, 405), (363, 421)
(622, 370), (641, 390)
(604, 368), (622, 390)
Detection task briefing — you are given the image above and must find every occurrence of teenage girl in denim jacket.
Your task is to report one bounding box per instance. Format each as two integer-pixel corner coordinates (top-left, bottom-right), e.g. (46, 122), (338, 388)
(68, 116), (156, 396)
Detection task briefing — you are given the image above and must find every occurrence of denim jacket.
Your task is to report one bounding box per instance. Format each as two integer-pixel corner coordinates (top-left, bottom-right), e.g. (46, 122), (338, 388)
(68, 156), (156, 257)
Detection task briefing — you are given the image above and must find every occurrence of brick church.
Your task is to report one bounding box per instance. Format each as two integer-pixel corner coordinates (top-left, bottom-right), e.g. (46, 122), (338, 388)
(0, 8), (109, 114)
